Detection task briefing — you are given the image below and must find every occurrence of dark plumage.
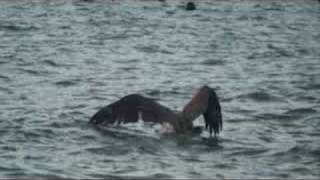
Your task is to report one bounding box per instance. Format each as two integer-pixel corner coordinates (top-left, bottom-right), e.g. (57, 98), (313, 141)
(90, 85), (222, 136)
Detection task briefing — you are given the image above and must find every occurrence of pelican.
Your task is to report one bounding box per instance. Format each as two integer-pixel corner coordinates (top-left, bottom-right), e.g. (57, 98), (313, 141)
(89, 85), (222, 137)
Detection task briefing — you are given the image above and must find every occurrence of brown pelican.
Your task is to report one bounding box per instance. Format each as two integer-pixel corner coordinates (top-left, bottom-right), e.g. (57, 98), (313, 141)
(89, 85), (222, 137)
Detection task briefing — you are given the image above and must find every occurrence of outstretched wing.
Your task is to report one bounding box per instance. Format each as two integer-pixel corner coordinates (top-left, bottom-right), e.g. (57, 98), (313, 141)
(182, 85), (222, 137)
(89, 94), (177, 126)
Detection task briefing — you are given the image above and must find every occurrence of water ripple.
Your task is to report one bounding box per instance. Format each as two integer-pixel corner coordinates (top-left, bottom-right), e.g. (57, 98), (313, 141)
(0, 0), (319, 179)
(237, 91), (282, 102)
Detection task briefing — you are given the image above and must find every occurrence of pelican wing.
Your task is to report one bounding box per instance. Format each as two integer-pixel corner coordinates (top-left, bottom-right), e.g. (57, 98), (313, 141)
(89, 94), (177, 126)
(182, 86), (222, 136)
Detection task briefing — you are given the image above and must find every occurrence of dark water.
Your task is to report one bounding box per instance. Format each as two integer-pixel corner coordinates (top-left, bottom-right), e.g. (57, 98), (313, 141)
(0, 0), (319, 178)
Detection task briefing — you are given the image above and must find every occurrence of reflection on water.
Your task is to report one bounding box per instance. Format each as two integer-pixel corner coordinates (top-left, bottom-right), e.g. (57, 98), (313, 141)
(0, 0), (319, 179)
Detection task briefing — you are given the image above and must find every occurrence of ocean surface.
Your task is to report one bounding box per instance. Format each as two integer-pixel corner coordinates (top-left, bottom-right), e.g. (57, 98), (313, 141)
(0, 0), (319, 178)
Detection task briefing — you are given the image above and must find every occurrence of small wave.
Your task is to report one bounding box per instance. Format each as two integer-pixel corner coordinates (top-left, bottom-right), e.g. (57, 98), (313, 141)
(63, 104), (87, 110)
(247, 52), (262, 60)
(1, 145), (17, 152)
(19, 68), (40, 75)
(257, 110), (315, 126)
(281, 108), (318, 121)
(41, 59), (63, 67)
(0, 22), (39, 32)
(285, 108), (317, 116)
(0, 60), (10, 65)
(136, 145), (162, 155)
(144, 89), (162, 96)
(262, 2), (285, 11)
(148, 173), (173, 178)
(201, 59), (225, 66)
(76, 134), (97, 141)
(160, 49), (174, 55)
(116, 59), (140, 64)
(228, 148), (269, 157)
(296, 48), (310, 56)
(258, 136), (275, 143)
(69, 110), (87, 116)
(309, 149), (320, 157)
(118, 66), (139, 72)
(252, 15), (268, 21)
(84, 174), (127, 179)
(272, 145), (313, 160)
(48, 121), (74, 129)
(0, 87), (13, 94)
(18, 128), (56, 141)
(255, 113), (291, 121)
(267, 44), (294, 57)
(85, 146), (130, 156)
(236, 15), (249, 21)
(143, 89), (182, 98)
(23, 154), (45, 161)
(134, 45), (160, 54)
(0, 74), (10, 81)
(59, 25), (72, 30)
(238, 91), (280, 102)
(0, 165), (22, 173)
(214, 163), (237, 170)
(18, 68), (51, 76)
(296, 83), (320, 91)
(286, 145), (310, 154)
(55, 80), (78, 87)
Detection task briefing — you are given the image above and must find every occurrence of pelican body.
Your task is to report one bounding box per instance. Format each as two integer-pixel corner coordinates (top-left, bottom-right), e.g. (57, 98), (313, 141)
(89, 85), (222, 136)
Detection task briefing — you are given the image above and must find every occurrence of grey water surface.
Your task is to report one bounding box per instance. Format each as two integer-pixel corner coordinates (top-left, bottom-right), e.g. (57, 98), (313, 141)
(0, 0), (319, 178)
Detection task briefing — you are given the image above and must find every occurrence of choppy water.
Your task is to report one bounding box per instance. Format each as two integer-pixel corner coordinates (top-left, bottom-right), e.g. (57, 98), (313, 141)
(1, 0), (320, 178)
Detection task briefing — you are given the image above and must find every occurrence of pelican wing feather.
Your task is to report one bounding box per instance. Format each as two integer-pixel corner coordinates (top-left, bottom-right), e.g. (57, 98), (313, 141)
(182, 86), (222, 136)
(89, 94), (177, 126)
